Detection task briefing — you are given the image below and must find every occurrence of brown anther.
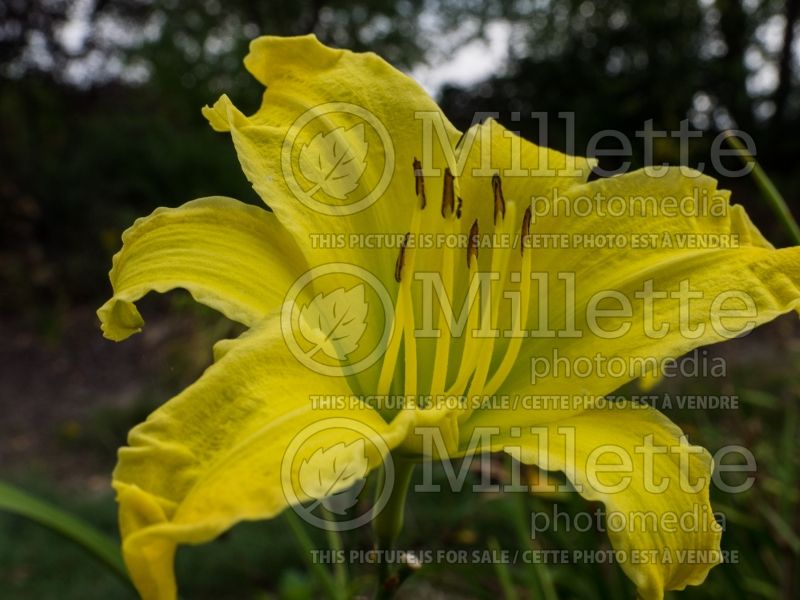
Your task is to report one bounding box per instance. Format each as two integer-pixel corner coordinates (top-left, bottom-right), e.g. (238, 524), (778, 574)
(395, 232), (410, 282)
(467, 219), (479, 268)
(441, 168), (455, 218)
(521, 206), (532, 255)
(456, 196), (463, 219)
(492, 173), (506, 224)
(413, 158), (426, 209)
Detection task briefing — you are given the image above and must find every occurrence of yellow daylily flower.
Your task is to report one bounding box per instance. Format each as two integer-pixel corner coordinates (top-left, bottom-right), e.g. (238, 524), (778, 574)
(98, 34), (800, 600)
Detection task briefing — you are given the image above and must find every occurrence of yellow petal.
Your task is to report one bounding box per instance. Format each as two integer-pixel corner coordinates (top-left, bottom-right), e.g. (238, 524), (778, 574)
(456, 118), (596, 231)
(113, 315), (413, 599)
(494, 168), (800, 415)
(202, 34), (461, 289)
(462, 401), (722, 599)
(97, 196), (306, 341)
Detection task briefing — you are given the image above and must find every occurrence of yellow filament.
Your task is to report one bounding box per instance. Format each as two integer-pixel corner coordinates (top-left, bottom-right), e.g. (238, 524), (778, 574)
(377, 208), (423, 396)
(401, 277), (418, 398)
(483, 235), (532, 396)
(444, 257), (479, 398)
(377, 172), (529, 433)
(467, 203), (517, 398)
(430, 215), (456, 395)
(377, 290), (406, 396)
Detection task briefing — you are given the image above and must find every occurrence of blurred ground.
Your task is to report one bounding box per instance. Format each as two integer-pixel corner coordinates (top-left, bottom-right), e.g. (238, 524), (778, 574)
(0, 297), (232, 488)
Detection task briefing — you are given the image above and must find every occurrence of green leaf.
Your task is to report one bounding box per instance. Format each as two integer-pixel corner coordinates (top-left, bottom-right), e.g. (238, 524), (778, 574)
(0, 480), (131, 586)
(723, 131), (800, 245)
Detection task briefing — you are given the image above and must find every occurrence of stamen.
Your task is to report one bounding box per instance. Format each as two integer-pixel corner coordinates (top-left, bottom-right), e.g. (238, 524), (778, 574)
(379, 171), (529, 425)
(380, 233), (412, 397)
(492, 174), (506, 224)
(394, 232), (410, 283)
(401, 280), (418, 396)
(430, 198), (458, 395)
(445, 239), (481, 398)
(378, 288), (406, 397)
(394, 232), (411, 283)
(413, 158), (426, 209)
(484, 206), (532, 396)
(468, 203), (517, 399)
(467, 219), (479, 268)
(520, 204), (531, 255)
(379, 196), (424, 396)
(380, 267), (417, 398)
(441, 168), (455, 218)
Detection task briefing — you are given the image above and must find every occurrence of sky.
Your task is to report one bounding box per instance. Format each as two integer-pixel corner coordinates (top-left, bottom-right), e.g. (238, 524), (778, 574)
(410, 21), (512, 95)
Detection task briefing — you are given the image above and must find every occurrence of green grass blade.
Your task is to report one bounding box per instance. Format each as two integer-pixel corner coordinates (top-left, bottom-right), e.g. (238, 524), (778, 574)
(723, 131), (800, 245)
(320, 506), (349, 590)
(488, 537), (519, 600)
(0, 480), (130, 584)
(283, 509), (344, 600)
(512, 493), (559, 600)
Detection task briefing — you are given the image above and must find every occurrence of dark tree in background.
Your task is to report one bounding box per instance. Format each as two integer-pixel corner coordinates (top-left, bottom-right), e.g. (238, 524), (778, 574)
(440, 0), (800, 174)
(1, 0), (799, 313)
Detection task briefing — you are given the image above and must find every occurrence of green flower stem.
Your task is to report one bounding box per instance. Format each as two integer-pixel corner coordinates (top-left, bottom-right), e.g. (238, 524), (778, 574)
(372, 456), (416, 598)
(321, 506), (349, 590)
(0, 480), (131, 586)
(724, 131), (800, 245)
(284, 509), (344, 600)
